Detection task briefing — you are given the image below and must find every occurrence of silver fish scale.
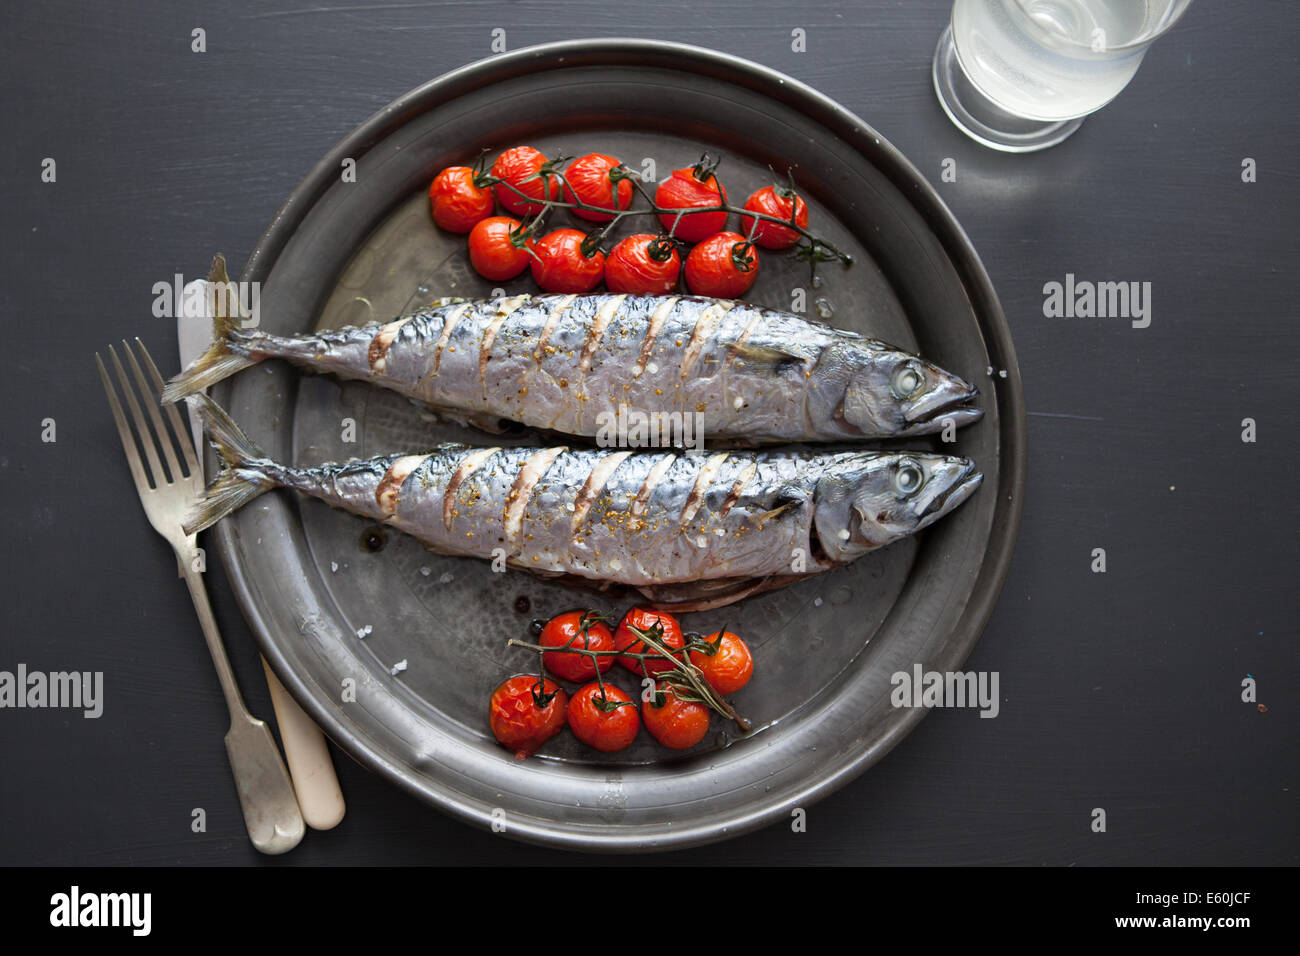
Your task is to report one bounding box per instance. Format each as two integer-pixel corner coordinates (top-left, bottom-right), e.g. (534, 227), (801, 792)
(276, 445), (846, 585)
(594, 453), (823, 585)
(517, 449), (610, 571)
(249, 293), (975, 441)
(280, 455), (398, 525)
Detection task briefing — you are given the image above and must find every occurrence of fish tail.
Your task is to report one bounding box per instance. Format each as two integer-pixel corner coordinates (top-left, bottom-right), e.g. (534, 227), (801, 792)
(182, 394), (279, 534)
(161, 254), (263, 402)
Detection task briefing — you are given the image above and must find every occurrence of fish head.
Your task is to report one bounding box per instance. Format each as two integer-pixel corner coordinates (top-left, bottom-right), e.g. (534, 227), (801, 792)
(842, 349), (983, 436)
(813, 453), (983, 561)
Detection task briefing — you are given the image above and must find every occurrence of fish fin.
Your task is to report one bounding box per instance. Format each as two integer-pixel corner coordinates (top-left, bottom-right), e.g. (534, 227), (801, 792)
(434, 408), (511, 435)
(161, 254), (261, 402)
(181, 394), (278, 534)
(634, 575), (809, 612)
(756, 495), (805, 523)
(729, 341), (808, 371)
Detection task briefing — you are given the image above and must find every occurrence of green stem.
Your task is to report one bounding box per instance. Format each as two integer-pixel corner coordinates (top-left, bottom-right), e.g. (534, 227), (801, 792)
(486, 170), (852, 270)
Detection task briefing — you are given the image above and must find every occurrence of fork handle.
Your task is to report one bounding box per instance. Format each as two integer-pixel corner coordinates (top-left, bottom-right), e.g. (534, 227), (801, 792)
(182, 563), (304, 853)
(182, 562), (249, 717)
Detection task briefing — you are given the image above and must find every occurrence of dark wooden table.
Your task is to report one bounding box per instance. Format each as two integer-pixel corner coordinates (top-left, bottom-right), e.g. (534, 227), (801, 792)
(1, 0), (1295, 865)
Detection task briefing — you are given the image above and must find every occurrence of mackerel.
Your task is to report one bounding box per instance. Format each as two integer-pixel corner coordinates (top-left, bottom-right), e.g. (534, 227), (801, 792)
(185, 395), (982, 610)
(164, 263), (982, 443)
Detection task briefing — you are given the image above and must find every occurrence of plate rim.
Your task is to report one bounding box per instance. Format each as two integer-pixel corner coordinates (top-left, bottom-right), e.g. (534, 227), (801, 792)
(212, 37), (1028, 852)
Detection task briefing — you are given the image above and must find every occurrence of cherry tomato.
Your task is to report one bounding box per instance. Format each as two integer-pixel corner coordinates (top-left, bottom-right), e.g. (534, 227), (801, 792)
(641, 682), (710, 750)
(428, 166), (495, 233)
(604, 234), (681, 295)
(491, 146), (560, 216)
(468, 216), (533, 281)
(567, 683), (640, 752)
(688, 630), (754, 695)
(614, 607), (685, 676)
(684, 232), (759, 298)
(539, 610), (615, 682)
(655, 163), (727, 242)
(564, 153), (634, 222)
(530, 228), (605, 293)
(488, 675), (567, 759)
(739, 185), (809, 250)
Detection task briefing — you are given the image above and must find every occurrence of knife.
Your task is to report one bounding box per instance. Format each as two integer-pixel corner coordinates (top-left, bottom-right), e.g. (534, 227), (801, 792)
(179, 265), (346, 832)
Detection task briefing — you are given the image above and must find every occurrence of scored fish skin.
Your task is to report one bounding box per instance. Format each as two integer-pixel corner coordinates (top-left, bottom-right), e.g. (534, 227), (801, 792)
(185, 395), (982, 603)
(165, 292), (983, 442)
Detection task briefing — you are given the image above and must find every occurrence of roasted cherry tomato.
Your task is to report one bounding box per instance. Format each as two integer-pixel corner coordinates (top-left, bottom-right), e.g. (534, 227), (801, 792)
(491, 146), (560, 216)
(641, 682), (710, 750)
(655, 161), (727, 242)
(688, 630), (754, 695)
(604, 234), (681, 295)
(467, 215), (533, 281)
(488, 675), (567, 759)
(539, 610), (615, 682)
(684, 232), (759, 298)
(739, 184), (809, 250)
(530, 228), (605, 293)
(564, 153), (634, 222)
(567, 683), (640, 752)
(428, 166), (495, 233)
(614, 607), (685, 676)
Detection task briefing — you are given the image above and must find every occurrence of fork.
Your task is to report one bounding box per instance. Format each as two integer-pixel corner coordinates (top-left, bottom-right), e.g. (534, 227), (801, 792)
(96, 338), (305, 855)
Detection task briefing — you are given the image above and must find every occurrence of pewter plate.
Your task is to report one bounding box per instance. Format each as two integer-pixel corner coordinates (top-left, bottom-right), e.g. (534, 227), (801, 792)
(211, 39), (1026, 852)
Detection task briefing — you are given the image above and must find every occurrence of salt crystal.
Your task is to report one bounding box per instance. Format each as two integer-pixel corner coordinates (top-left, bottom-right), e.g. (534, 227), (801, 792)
(390, 659), (407, 675)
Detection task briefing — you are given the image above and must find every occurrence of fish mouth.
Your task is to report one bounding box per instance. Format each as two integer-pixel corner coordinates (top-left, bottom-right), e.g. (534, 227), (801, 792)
(922, 464), (983, 518)
(903, 383), (983, 431)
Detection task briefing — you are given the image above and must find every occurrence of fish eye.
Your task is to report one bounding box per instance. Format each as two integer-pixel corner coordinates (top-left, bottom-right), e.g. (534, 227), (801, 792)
(891, 361), (926, 399)
(891, 460), (926, 497)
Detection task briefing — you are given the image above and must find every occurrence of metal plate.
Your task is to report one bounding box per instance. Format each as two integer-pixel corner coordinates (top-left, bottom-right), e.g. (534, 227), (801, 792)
(211, 39), (1027, 852)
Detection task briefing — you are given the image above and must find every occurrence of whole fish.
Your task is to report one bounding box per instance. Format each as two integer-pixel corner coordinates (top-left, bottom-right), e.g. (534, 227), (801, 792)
(185, 395), (982, 610)
(164, 263), (982, 443)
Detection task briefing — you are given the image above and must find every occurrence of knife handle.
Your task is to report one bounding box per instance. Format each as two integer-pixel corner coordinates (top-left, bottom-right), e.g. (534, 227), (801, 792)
(261, 658), (347, 830)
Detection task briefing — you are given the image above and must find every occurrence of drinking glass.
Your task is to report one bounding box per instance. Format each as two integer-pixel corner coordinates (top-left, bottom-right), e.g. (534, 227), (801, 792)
(933, 0), (1194, 152)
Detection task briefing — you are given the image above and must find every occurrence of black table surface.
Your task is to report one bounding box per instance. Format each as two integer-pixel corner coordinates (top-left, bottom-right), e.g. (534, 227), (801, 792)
(1, 0), (1295, 866)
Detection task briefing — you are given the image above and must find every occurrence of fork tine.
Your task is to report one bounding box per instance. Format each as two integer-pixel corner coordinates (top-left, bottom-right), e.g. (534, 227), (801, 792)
(96, 352), (151, 496)
(108, 344), (166, 489)
(123, 339), (184, 483)
(135, 337), (201, 476)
